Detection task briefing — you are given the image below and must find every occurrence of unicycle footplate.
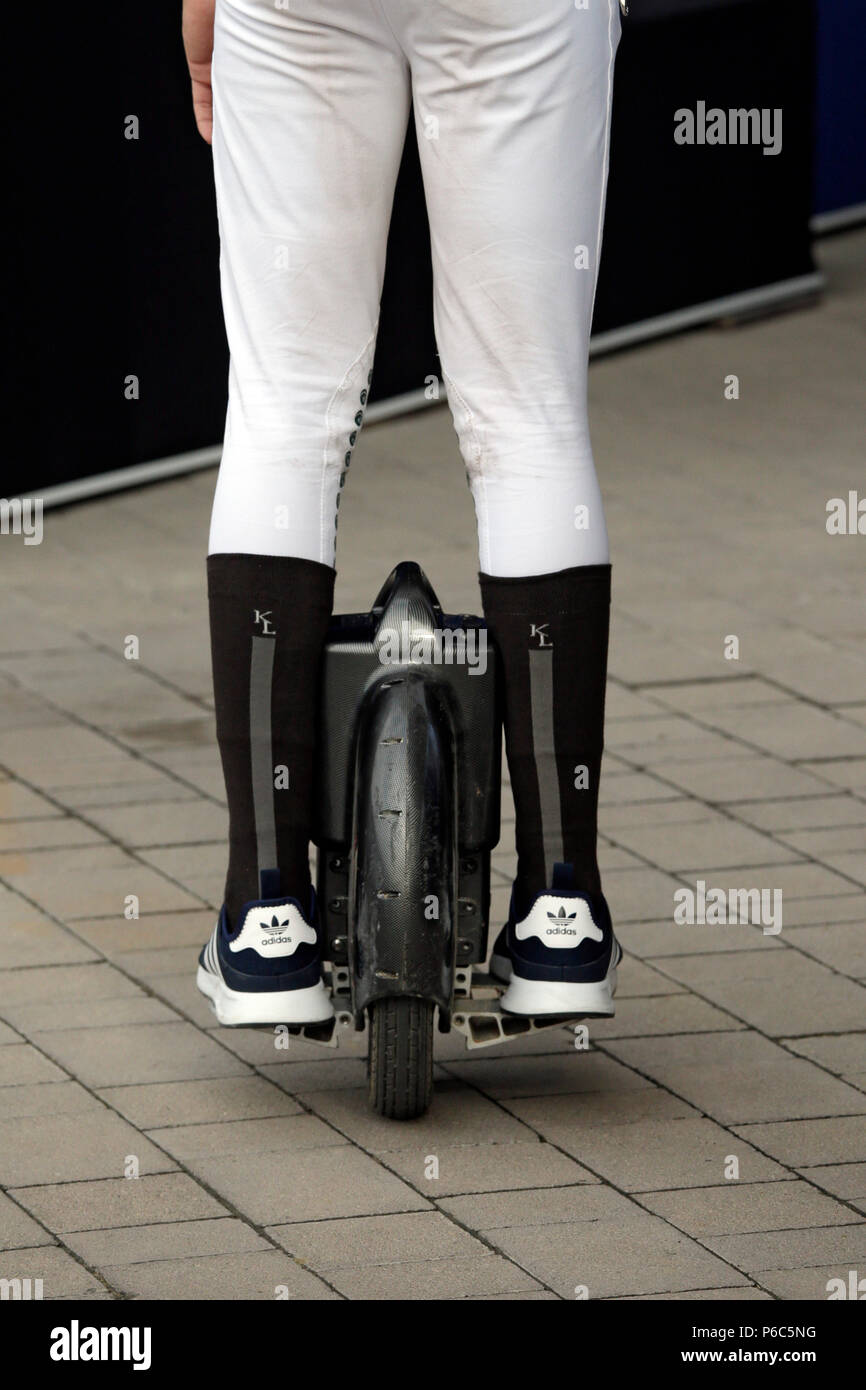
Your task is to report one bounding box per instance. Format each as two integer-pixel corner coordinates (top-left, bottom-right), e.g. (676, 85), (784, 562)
(278, 965), (591, 1053)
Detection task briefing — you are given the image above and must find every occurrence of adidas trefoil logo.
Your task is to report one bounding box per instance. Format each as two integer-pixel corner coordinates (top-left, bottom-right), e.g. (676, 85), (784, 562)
(261, 915), (290, 934)
(260, 914), (292, 945)
(546, 905), (578, 937)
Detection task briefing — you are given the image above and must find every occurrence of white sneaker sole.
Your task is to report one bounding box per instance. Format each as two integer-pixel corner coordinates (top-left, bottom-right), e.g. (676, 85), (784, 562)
(196, 965), (334, 1026)
(490, 951), (618, 1019)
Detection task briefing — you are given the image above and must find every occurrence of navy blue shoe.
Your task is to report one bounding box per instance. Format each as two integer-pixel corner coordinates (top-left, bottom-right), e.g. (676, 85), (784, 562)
(489, 864), (621, 1017)
(197, 886), (333, 1026)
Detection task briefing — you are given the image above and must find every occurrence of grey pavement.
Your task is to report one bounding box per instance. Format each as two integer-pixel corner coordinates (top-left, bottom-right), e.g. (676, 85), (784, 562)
(0, 229), (864, 1299)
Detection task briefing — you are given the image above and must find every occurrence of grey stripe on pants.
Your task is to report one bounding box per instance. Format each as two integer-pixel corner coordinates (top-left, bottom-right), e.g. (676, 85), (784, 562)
(529, 646), (563, 885)
(249, 634), (278, 880)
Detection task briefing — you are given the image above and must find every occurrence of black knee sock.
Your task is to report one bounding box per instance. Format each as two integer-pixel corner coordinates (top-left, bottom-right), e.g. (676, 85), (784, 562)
(479, 563), (611, 917)
(207, 553), (335, 927)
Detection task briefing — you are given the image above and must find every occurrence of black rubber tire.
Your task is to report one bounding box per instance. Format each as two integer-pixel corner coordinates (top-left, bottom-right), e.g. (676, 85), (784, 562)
(368, 997), (435, 1120)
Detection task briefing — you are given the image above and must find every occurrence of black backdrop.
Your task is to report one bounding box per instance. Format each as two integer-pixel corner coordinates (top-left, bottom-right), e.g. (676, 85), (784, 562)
(5, 0), (816, 498)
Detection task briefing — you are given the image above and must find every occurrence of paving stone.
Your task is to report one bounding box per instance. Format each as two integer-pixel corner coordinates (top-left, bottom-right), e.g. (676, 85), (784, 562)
(0, 961), (141, 1013)
(147, 1113), (346, 1160)
(783, 1034), (866, 1088)
(658, 757), (833, 804)
(65, 1217), (267, 1267)
(486, 1208), (748, 1300)
(72, 909), (215, 954)
(13, 996), (177, 1034)
(610, 957), (687, 998)
(612, 1286), (773, 1300)
(206, 1022), (371, 1065)
(13, 1172), (228, 1233)
(703, 1222), (866, 1272)
(601, 798), (718, 830)
(298, 1081), (533, 1152)
(785, 922), (866, 977)
(768, 895), (866, 927)
(621, 919), (783, 959)
(0, 1244), (107, 1300)
(799, 1163), (866, 1203)
(104, 1249), (338, 1300)
(439, 1182), (627, 1231)
(599, 772), (685, 806)
(143, 971), (218, 1029)
(33, 1021), (250, 1087)
(591, 992), (744, 1039)
(441, 1049), (655, 1100)
(268, 1210), (488, 1270)
(600, 867), (688, 923)
(0, 819), (105, 852)
(101, 946), (202, 979)
(259, 1059), (368, 1093)
(727, 795), (866, 833)
(465, 1289), (559, 1299)
(326, 1253), (541, 1300)
(0, 1189), (53, 1248)
(779, 825), (866, 857)
(814, 850), (866, 888)
(63, 779), (201, 811)
(522, 1109), (787, 1191)
(98, 1075), (301, 1129)
(0, 1081), (103, 1121)
(0, 781), (65, 820)
(504, 1086), (699, 1137)
(607, 719), (745, 766)
(639, 1180), (860, 1237)
(0, 1110), (173, 1186)
(712, 861), (859, 900)
(385, 1141), (596, 1196)
(608, 819), (798, 872)
(754, 1263), (866, 1300)
(181, 1146), (431, 1225)
(656, 951), (866, 1036)
(0, 909), (99, 969)
(0, 1043), (67, 1087)
(84, 799), (227, 847)
(648, 679), (790, 715)
(605, 1031), (866, 1124)
(732, 1115), (866, 1167)
(705, 705), (866, 762)
(800, 759), (866, 792)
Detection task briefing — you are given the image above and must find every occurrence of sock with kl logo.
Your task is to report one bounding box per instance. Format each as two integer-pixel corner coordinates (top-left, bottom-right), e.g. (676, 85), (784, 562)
(479, 563), (611, 919)
(206, 553), (335, 929)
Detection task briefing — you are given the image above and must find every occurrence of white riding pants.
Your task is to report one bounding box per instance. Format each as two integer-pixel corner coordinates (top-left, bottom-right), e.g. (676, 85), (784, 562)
(208, 0), (621, 576)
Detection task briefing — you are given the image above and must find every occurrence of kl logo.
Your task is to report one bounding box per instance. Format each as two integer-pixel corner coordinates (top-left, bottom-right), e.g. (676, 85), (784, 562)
(254, 609), (275, 635)
(530, 623), (552, 648)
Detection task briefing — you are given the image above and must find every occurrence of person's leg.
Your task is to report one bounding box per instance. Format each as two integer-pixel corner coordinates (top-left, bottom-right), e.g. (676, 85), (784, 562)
(406, 0), (621, 1010)
(201, 0), (410, 1021)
